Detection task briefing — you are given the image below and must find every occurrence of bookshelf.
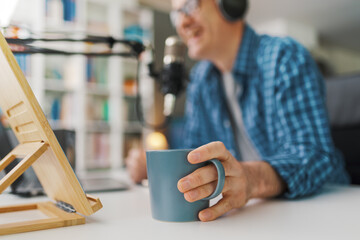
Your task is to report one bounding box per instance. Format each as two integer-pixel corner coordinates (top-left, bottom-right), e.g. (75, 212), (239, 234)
(5, 0), (153, 172)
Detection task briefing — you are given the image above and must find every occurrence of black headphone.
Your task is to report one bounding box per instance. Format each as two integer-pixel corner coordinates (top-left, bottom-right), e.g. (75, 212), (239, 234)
(217, 0), (248, 22)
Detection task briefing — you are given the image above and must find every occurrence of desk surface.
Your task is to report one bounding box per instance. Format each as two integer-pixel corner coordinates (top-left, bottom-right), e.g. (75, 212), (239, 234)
(1, 185), (360, 240)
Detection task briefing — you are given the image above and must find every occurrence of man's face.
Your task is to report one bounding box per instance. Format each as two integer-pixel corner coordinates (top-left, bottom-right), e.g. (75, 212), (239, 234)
(171, 0), (227, 60)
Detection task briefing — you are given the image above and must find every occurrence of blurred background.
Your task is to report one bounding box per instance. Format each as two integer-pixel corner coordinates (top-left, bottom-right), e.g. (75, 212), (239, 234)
(0, 0), (359, 177)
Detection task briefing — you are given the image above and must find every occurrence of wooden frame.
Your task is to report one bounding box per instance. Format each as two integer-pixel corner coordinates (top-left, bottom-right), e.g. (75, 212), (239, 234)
(0, 202), (85, 235)
(0, 33), (102, 235)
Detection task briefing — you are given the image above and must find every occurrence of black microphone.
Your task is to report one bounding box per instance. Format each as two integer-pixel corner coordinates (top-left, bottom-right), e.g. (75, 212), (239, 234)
(161, 36), (186, 117)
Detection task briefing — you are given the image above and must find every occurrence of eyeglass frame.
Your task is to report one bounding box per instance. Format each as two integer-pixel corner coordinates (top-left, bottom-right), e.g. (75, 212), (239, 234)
(170, 0), (201, 27)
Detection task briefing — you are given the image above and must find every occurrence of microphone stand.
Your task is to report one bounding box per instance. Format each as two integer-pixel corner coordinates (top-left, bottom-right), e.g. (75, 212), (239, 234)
(135, 64), (172, 131)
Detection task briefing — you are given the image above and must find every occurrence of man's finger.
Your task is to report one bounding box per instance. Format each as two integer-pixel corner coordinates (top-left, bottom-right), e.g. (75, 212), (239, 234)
(198, 196), (234, 222)
(182, 177), (233, 202)
(183, 181), (217, 202)
(178, 164), (217, 192)
(178, 163), (233, 192)
(188, 141), (233, 164)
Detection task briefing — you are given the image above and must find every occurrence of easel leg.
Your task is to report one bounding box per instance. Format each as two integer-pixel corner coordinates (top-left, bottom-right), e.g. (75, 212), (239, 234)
(0, 142), (48, 193)
(0, 153), (16, 173)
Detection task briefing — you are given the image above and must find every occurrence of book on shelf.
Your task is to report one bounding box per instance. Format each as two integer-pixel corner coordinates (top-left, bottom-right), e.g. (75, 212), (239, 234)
(123, 77), (137, 96)
(60, 93), (77, 128)
(63, 0), (77, 22)
(46, 0), (77, 23)
(85, 133), (111, 169)
(44, 93), (77, 129)
(123, 97), (140, 122)
(14, 53), (34, 88)
(63, 57), (83, 90)
(46, 0), (64, 26)
(51, 97), (61, 120)
(14, 54), (31, 77)
(45, 56), (79, 91)
(87, 57), (108, 87)
(123, 24), (150, 43)
(86, 96), (109, 123)
(86, 1), (109, 36)
(45, 59), (63, 80)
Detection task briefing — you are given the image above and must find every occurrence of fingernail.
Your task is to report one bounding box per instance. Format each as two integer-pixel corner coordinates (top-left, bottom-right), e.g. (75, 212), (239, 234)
(178, 179), (191, 192)
(199, 211), (212, 221)
(189, 152), (200, 163)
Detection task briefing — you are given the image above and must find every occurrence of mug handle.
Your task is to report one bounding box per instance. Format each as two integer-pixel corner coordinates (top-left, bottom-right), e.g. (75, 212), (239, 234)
(202, 159), (225, 201)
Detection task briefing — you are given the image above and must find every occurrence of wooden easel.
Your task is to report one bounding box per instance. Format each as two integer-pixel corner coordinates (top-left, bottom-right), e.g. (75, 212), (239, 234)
(0, 33), (102, 235)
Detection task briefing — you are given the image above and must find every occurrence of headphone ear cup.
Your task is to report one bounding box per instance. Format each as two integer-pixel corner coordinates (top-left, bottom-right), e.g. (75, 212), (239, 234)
(218, 0), (248, 22)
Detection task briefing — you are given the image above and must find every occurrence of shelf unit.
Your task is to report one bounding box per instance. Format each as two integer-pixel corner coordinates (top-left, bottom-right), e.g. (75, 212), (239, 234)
(6, 0), (153, 172)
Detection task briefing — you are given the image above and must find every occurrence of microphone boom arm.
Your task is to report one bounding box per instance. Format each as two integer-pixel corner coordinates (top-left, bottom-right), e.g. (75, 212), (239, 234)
(6, 36), (145, 58)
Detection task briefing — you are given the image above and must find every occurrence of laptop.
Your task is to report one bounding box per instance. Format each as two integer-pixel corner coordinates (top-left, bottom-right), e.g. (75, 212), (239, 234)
(0, 121), (128, 197)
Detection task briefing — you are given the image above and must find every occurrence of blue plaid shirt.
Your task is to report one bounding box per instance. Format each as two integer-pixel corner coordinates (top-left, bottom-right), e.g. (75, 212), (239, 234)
(183, 24), (349, 198)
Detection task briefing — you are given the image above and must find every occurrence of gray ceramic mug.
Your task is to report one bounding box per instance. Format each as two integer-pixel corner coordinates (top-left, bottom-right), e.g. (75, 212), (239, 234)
(146, 149), (225, 222)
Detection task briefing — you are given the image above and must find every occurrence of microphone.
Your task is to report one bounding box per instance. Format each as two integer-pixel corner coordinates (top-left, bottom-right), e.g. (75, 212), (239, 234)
(161, 36), (186, 117)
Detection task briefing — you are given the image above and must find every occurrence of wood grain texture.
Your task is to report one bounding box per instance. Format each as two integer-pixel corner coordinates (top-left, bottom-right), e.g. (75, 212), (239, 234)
(86, 194), (103, 212)
(0, 203), (37, 214)
(0, 202), (85, 235)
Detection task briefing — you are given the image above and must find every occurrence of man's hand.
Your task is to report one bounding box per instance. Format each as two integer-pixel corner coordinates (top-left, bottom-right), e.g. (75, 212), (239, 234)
(125, 148), (147, 184)
(177, 141), (286, 222)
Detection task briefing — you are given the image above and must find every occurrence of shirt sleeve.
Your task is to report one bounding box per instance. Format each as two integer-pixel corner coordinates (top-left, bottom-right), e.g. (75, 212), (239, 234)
(263, 41), (349, 198)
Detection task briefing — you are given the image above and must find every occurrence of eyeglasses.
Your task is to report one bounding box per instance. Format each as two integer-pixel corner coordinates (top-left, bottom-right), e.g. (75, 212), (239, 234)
(170, 0), (200, 27)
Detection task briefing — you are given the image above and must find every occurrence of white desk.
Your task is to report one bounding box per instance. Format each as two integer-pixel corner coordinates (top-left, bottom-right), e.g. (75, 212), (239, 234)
(1, 185), (360, 240)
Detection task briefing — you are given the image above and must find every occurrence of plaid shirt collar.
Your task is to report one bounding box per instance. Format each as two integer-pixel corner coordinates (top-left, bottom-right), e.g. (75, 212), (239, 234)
(205, 24), (258, 78)
(232, 24), (259, 76)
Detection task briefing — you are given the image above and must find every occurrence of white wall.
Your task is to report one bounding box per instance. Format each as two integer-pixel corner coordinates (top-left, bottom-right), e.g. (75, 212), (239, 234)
(254, 18), (360, 75)
(313, 42), (360, 75)
(254, 19), (319, 50)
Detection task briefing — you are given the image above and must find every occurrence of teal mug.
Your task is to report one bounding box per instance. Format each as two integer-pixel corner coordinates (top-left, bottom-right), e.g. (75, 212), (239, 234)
(146, 149), (225, 222)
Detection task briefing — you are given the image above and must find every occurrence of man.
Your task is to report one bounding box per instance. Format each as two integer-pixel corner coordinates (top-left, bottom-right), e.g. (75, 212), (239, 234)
(126, 0), (349, 222)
